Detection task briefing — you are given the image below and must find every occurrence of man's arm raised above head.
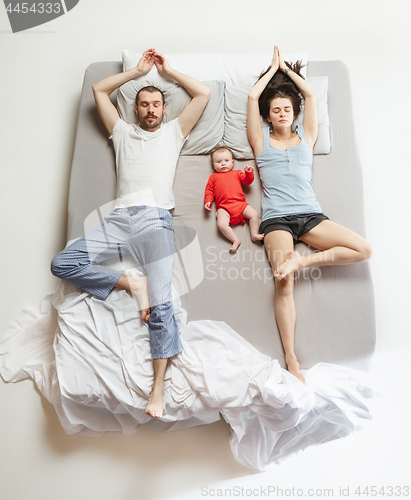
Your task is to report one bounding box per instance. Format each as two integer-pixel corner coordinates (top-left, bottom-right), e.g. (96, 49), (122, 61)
(92, 48), (157, 135)
(153, 51), (211, 138)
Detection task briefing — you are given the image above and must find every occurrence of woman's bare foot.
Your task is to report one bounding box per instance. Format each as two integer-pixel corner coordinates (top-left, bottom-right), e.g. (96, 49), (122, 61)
(251, 233), (264, 242)
(286, 354), (306, 385)
(128, 276), (150, 322)
(145, 387), (164, 418)
(274, 251), (303, 281)
(229, 239), (241, 253)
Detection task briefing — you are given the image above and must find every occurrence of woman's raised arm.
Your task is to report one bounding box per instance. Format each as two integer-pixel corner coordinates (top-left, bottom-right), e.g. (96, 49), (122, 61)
(247, 46), (280, 158)
(277, 49), (318, 150)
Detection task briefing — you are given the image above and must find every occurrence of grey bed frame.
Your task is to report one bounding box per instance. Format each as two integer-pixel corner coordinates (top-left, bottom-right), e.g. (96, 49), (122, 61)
(67, 60), (375, 371)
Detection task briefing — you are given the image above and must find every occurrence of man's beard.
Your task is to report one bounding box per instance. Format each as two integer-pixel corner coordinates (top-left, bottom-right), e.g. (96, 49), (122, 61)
(139, 113), (163, 131)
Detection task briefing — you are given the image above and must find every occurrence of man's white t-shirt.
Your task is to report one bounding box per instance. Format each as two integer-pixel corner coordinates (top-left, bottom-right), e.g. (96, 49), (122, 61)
(109, 118), (187, 210)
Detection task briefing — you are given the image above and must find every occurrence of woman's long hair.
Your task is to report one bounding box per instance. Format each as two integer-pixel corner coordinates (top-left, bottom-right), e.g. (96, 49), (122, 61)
(258, 60), (306, 121)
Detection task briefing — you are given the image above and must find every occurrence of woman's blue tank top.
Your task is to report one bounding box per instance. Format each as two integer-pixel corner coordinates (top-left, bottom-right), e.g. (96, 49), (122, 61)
(256, 125), (322, 221)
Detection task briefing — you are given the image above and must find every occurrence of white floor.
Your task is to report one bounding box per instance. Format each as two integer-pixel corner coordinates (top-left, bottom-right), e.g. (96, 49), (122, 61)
(1, 1), (411, 499)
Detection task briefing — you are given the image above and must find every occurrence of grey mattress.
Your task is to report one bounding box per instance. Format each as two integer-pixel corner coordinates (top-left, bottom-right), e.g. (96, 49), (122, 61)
(66, 60), (375, 371)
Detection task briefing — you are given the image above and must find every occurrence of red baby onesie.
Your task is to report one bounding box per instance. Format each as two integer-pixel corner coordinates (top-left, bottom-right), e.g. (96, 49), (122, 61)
(204, 169), (254, 225)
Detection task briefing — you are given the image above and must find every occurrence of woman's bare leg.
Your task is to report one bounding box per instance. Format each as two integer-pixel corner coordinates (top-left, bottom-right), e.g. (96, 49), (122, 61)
(265, 230), (305, 384)
(217, 208), (241, 252)
(115, 274), (150, 321)
(145, 358), (168, 418)
(242, 205), (265, 242)
(275, 220), (372, 280)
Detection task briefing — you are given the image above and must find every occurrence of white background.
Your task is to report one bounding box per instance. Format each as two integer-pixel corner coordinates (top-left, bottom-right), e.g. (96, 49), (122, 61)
(1, 1), (411, 499)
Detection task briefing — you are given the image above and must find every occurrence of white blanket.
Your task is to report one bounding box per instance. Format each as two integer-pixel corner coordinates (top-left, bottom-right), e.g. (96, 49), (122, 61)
(0, 274), (373, 470)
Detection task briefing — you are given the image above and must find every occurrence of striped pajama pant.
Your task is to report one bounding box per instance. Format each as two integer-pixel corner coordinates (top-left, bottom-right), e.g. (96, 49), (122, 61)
(51, 206), (182, 359)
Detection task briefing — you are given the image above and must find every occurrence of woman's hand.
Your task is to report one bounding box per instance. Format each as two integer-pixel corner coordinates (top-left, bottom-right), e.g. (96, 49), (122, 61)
(247, 46), (282, 157)
(271, 45), (280, 72)
(277, 48), (288, 72)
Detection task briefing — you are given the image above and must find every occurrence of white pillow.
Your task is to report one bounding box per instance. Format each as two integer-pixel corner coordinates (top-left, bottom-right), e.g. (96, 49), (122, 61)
(117, 79), (225, 155)
(122, 49), (308, 83)
(223, 76), (331, 159)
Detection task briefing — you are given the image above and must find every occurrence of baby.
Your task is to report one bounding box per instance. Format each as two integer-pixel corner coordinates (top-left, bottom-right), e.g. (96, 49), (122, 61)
(204, 147), (264, 252)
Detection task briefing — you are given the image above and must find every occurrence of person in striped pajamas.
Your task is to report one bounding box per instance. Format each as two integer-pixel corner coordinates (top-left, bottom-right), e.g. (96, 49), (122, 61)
(51, 48), (211, 418)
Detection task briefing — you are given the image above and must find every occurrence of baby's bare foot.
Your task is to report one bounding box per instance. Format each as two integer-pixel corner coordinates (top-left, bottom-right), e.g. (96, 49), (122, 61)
(286, 354), (306, 385)
(229, 239), (241, 253)
(145, 389), (164, 418)
(128, 276), (150, 322)
(251, 233), (264, 242)
(274, 251), (302, 280)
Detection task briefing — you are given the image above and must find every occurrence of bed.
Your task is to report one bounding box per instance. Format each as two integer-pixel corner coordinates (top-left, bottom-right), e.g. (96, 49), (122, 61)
(0, 52), (376, 470)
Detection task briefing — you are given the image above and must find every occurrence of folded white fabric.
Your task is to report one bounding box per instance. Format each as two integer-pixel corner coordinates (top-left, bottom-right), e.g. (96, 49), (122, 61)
(0, 271), (373, 469)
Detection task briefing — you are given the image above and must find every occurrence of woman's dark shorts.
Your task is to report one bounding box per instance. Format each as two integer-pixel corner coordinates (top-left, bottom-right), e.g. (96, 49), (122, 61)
(259, 213), (329, 245)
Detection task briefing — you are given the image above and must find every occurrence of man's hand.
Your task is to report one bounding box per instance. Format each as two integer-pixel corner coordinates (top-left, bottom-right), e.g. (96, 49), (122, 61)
(151, 50), (210, 138)
(204, 202), (212, 211)
(92, 47), (160, 135)
(152, 50), (171, 75)
(136, 48), (156, 76)
(244, 165), (254, 173)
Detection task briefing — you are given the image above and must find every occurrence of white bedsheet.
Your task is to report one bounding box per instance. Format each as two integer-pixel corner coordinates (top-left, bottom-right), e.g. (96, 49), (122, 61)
(0, 271), (373, 470)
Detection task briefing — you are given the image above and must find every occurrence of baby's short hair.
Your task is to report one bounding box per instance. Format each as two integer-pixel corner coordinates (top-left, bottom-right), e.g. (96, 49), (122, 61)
(210, 146), (234, 162)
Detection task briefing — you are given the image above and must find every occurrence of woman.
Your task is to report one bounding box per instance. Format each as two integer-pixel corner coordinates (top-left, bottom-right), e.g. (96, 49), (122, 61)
(247, 46), (372, 384)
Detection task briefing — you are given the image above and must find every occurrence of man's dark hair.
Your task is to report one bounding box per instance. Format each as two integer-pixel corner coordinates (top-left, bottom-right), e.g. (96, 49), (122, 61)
(135, 86), (166, 106)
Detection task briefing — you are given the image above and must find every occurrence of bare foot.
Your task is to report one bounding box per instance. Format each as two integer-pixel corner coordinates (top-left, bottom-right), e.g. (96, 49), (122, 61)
(251, 233), (264, 242)
(229, 239), (241, 253)
(286, 354), (306, 385)
(128, 275), (151, 321)
(140, 309), (151, 322)
(274, 250), (303, 281)
(145, 388), (164, 418)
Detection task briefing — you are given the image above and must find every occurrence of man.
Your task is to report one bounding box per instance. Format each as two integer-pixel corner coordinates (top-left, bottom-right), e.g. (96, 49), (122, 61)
(51, 48), (210, 418)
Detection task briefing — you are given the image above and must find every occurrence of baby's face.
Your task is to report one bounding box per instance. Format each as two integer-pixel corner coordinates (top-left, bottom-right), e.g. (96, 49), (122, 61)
(212, 150), (234, 173)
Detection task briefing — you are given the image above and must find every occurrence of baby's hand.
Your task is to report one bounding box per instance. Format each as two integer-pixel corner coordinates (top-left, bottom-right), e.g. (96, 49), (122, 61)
(244, 165), (254, 173)
(204, 202), (212, 211)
